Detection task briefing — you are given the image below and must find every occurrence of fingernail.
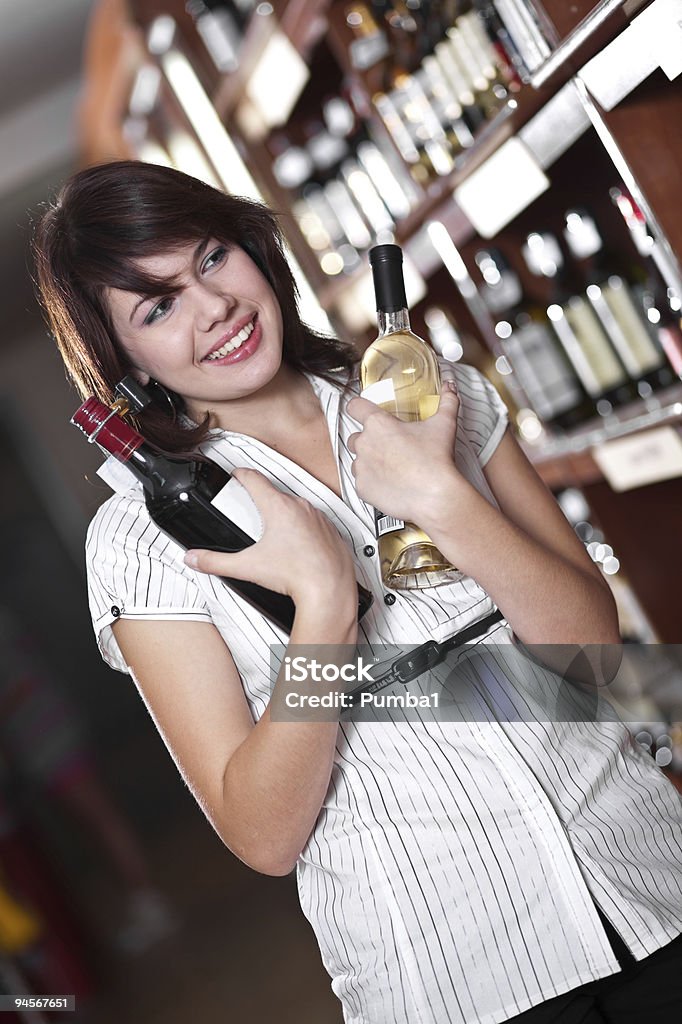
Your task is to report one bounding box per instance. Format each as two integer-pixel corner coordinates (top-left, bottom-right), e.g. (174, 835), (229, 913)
(446, 380), (458, 394)
(184, 551), (199, 567)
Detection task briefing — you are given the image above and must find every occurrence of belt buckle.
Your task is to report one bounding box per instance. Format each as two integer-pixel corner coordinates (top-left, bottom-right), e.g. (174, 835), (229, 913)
(392, 640), (443, 684)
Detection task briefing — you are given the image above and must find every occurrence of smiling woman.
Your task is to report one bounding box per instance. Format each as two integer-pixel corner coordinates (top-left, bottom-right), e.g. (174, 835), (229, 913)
(103, 238), (285, 424)
(32, 160), (682, 1024)
(33, 160), (355, 453)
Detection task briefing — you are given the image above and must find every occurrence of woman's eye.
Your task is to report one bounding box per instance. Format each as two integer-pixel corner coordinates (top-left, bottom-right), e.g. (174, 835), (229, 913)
(201, 246), (228, 273)
(144, 297), (174, 325)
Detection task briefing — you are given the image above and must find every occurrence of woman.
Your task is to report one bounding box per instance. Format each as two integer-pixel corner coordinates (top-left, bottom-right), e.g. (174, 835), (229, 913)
(34, 161), (682, 1023)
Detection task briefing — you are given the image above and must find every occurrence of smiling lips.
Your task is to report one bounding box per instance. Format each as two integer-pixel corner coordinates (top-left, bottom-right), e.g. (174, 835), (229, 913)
(204, 314), (258, 362)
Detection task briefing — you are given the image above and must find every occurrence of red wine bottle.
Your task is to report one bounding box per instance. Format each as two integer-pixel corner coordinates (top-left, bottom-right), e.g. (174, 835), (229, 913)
(71, 397), (373, 635)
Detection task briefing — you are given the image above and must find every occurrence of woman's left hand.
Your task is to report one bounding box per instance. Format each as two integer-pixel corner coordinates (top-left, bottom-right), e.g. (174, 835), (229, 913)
(346, 381), (463, 524)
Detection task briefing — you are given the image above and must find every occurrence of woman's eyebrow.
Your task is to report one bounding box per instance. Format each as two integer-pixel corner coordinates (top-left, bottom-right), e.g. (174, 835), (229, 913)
(194, 237), (211, 263)
(130, 294), (151, 323)
(127, 240), (212, 323)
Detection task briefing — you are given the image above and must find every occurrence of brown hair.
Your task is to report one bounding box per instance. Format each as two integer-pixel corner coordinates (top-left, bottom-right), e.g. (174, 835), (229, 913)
(33, 160), (358, 452)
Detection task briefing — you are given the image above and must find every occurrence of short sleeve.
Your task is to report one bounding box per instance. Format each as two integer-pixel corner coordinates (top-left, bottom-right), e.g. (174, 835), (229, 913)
(85, 493), (212, 674)
(441, 360), (509, 467)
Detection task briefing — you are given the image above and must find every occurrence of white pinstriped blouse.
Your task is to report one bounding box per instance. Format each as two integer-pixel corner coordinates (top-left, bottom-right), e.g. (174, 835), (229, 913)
(85, 362), (682, 1024)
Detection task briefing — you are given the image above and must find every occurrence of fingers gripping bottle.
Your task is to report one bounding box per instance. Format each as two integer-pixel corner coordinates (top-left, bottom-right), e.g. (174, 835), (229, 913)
(361, 244), (463, 589)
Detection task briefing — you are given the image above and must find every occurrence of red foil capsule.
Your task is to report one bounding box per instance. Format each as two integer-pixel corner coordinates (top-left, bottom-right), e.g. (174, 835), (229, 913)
(71, 398), (144, 462)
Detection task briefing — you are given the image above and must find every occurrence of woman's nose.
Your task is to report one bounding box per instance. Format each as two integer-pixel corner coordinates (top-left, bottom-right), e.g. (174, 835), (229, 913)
(193, 281), (236, 330)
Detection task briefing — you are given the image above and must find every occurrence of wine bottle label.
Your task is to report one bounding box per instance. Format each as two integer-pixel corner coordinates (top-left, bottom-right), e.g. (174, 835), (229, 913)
(210, 478), (263, 541)
(96, 454), (140, 494)
(349, 30), (389, 70)
(502, 322), (582, 418)
(374, 508), (405, 537)
(599, 278), (661, 375)
(361, 378), (396, 405)
(551, 298), (626, 395)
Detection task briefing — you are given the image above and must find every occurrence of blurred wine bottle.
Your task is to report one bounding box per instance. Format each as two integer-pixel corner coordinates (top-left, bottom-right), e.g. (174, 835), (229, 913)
(610, 186), (682, 382)
(186, 0), (252, 73)
(562, 208), (674, 395)
(444, 21), (507, 119)
(525, 231), (637, 414)
(471, 1), (525, 88)
(345, 3), (391, 71)
(475, 246), (594, 429)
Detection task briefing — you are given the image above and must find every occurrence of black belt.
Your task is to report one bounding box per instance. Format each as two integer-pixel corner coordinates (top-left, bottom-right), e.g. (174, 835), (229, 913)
(345, 607), (505, 709)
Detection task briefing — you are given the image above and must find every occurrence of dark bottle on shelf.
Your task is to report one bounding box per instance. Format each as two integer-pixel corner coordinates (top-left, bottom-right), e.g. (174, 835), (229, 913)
(524, 231), (637, 414)
(475, 247), (593, 430)
(371, 0), (425, 84)
(71, 387), (373, 635)
(562, 208), (674, 395)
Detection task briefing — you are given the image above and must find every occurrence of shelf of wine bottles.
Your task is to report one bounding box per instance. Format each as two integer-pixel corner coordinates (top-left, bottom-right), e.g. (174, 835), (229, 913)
(169, 3), (553, 276)
(445, 127), (682, 445)
(120, 1), (682, 458)
(338, 2), (527, 184)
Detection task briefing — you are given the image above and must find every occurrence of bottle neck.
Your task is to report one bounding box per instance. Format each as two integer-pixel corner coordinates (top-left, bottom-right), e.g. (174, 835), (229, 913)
(377, 307), (412, 337)
(72, 398), (152, 479)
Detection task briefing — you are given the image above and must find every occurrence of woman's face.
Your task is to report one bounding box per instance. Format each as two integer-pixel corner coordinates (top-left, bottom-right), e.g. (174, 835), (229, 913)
(105, 239), (284, 418)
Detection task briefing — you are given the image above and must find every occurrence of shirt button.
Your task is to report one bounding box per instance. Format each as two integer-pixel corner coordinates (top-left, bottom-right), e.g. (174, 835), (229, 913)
(110, 605), (121, 618)
(383, 593), (396, 606)
(363, 545), (375, 557)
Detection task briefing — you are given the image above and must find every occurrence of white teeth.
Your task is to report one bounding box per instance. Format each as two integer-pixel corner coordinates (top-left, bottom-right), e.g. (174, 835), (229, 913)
(205, 317), (255, 360)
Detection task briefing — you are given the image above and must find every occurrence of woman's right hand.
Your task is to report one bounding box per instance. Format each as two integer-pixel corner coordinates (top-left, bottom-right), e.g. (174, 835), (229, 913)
(184, 468), (358, 608)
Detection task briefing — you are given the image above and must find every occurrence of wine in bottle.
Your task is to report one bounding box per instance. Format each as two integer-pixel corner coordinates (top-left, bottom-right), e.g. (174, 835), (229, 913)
(72, 391), (373, 635)
(360, 244), (463, 590)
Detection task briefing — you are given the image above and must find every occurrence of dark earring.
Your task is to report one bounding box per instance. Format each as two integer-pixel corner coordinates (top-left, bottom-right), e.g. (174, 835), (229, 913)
(149, 379), (179, 421)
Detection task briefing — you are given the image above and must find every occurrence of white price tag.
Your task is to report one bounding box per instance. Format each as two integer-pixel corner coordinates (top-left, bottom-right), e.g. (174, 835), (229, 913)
(453, 138), (549, 239)
(580, 0), (682, 109)
(592, 427), (682, 492)
(633, 0), (682, 80)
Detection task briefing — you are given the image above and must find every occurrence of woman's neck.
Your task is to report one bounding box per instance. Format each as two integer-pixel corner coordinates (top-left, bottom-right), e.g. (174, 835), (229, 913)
(188, 363), (321, 439)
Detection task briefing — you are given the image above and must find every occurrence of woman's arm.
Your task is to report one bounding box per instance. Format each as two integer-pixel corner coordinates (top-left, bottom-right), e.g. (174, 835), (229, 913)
(112, 467), (361, 876)
(422, 426), (620, 646)
(422, 426), (622, 685)
(347, 387), (621, 684)
(114, 595), (356, 877)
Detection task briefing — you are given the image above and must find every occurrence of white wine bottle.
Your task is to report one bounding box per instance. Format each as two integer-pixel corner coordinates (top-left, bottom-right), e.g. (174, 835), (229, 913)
(360, 243), (463, 590)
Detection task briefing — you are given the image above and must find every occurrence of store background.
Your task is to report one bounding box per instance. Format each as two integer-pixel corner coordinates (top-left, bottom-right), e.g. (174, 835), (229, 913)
(0, 1), (680, 1022)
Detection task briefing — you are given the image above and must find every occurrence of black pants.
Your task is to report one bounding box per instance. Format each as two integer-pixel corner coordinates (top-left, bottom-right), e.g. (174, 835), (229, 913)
(505, 910), (682, 1022)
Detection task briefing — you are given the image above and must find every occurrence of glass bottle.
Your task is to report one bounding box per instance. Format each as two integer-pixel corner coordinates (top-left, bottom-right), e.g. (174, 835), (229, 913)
(360, 244), (463, 590)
